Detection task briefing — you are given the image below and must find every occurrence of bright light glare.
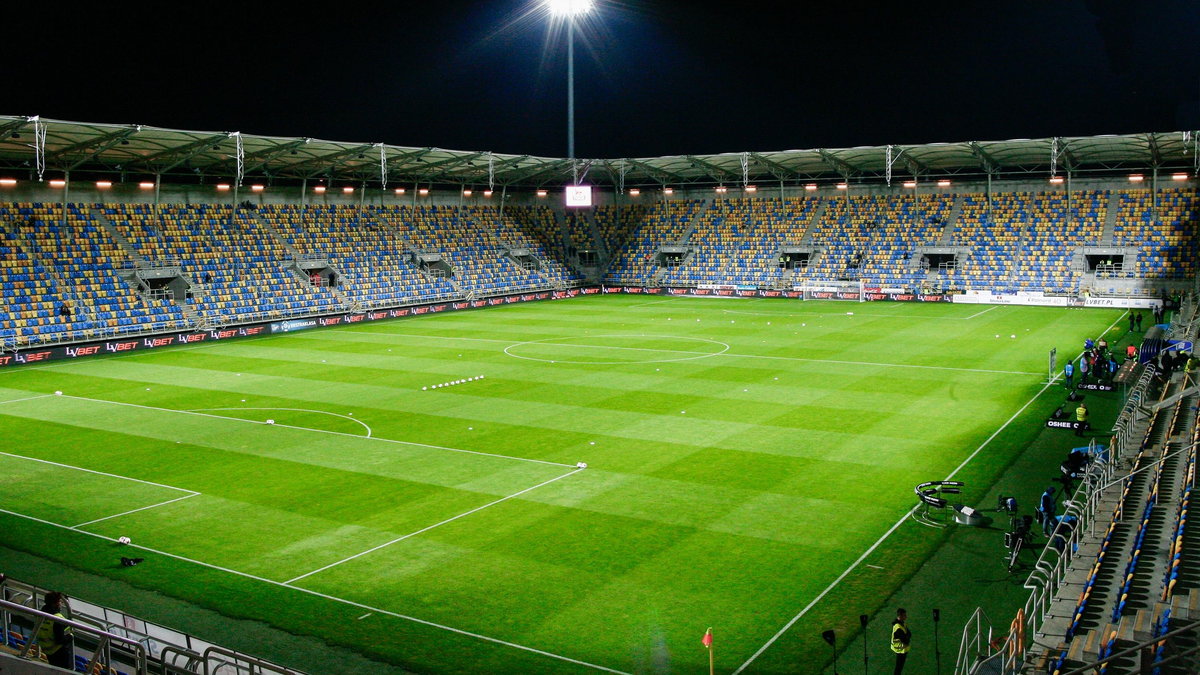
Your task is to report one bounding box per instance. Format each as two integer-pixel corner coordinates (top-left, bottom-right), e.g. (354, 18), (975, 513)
(547, 0), (593, 17)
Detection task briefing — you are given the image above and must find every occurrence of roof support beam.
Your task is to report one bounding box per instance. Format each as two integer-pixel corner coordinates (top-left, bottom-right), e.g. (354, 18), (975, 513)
(685, 155), (734, 181)
(231, 139), (312, 175)
(816, 149), (857, 177)
(967, 142), (1000, 174)
(147, 135), (229, 173)
(749, 153), (795, 179)
(65, 127), (144, 171)
(0, 118), (30, 140)
(622, 158), (679, 185)
(296, 143), (382, 178)
(1145, 133), (1162, 167)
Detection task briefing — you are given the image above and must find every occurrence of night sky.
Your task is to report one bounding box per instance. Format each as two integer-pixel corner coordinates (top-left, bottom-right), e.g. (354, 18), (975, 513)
(12, 1), (1199, 159)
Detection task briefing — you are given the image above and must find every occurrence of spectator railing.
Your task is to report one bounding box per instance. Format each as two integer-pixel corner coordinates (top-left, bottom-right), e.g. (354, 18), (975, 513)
(2, 598), (148, 674)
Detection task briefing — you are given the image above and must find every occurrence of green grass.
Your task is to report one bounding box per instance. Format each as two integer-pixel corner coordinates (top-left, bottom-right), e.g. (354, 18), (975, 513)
(0, 296), (1131, 674)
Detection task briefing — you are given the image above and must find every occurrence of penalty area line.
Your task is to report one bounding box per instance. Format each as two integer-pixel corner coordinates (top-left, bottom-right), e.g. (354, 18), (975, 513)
(731, 309), (1129, 673)
(71, 492), (200, 529)
(0, 506), (631, 675)
(285, 467), (586, 584)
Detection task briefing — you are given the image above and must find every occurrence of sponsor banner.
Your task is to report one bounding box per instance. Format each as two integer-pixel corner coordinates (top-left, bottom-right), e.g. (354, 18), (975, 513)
(604, 287), (950, 302)
(955, 291), (1160, 309)
(1083, 297), (1162, 309)
(1045, 419), (1087, 430)
(1, 288), (588, 369)
(1075, 382), (1116, 392)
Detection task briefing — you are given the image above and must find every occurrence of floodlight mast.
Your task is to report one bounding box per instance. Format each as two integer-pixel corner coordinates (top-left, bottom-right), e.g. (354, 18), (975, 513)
(547, 0), (593, 185)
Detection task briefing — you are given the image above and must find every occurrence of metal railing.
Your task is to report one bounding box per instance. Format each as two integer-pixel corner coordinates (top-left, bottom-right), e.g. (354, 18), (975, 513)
(2, 598), (149, 674)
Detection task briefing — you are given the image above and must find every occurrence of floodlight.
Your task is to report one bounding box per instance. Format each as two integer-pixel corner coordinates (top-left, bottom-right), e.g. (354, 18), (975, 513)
(902, 181), (917, 188)
(95, 181), (112, 189)
(313, 185), (326, 194)
(537, 190), (548, 197)
(394, 187), (406, 195)
(463, 189), (473, 197)
(663, 187), (674, 195)
(835, 183), (848, 190)
(547, 0), (593, 17)
(1049, 176), (1064, 184)
(419, 188), (430, 196)
(0, 178), (16, 186)
(628, 188), (640, 196)
(1128, 174), (1144, 182)
(342, 186), (354, 194)
(215, 184), (230, 191)
(251, 184), (265, 192)
(715, 186), (727, 194)
(49, 179), (67, 188)
(1173, 173), (1189, 181)
(804, 183), (818, 191)
(937, 179), (951, 187)
(483, 190), (493, 197)
(138, 182), (155, 189)
(744, 185), (757, 193)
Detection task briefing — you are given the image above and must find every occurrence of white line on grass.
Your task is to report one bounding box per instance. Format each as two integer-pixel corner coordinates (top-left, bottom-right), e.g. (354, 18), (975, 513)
(189, 407), (373, 438)
(964, 305), (1001, 319)
(285, 467), (585, 584)
(71, 493), (200, 529)
(0, 507), (630, 675)
(730, 309), (1129, 674)
(339, 330), (1041, 375)
(0, 393), (53, 406)
(54, 394), (576, 469)
(0, 451), (197, 495)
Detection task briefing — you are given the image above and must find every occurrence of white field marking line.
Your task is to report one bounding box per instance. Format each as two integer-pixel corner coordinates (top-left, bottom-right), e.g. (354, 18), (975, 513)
(0, 450), (197, 495)
(0, 507), (630, 675)
(71, 492), (200, 529)
(964, 305), (1002, 319)
(56, 394), (575, 469)
(0, 393), (54, 406)
(189, 407), (373, 438)
(285, 467), (585, 584)
(504, 334), (731, 365)
(623, 299), (677, 309)
(339, 328), (1042, 376)
(720, 307), (992, 321)
(731, 309), (1130, 674)
(357, 613), (372, 621)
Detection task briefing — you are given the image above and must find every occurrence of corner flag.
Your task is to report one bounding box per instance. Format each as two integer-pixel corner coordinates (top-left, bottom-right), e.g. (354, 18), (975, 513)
(702, 628), (713, 648)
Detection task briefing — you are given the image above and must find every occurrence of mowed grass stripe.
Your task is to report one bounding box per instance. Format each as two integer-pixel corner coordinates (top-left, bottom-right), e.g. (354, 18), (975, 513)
(0, 297), (1129, 673)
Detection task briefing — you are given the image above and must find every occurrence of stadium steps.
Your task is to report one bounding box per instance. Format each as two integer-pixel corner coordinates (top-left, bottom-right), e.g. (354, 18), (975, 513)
(799, 198), (827, 245)
(1101, 192), (1121, 246)
(246, 210), (303, 259)
(585, 209), (607, 259)
(88, 207), (145, 264)
(937, 194), (964, 245)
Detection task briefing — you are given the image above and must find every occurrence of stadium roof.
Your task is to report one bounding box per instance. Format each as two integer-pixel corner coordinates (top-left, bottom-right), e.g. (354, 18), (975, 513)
(0, 115), (1196, 189)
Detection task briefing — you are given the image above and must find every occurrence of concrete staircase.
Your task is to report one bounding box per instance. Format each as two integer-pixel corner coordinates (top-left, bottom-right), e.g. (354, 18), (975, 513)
(937, 195), (964, 245)
(800, 199), (827, 245)
(1101, 192), (1121, 246)
(89, 207), (145, 264)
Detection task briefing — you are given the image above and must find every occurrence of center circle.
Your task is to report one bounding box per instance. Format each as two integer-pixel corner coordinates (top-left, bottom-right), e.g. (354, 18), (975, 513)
(503, 334), (731, 365)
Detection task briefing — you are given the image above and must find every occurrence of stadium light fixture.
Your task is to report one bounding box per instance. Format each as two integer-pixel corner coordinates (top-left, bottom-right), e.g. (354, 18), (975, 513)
(138, 182), (155, 189)
(463, 189), (473, 197)
(49, 179), (67, 188)
(744, 185), (757, 193)
(419, 187), (430, 196)
(342, 186), (355, 194)
(394, 187), (406, 195)
(251, 184), (265, 192)
(835, 183), (848, 190)
(628, 188), (640, 196)
(0, 178), (16, 187)
(663, 187), (674, 195)
(95, 181), (112, 189)
(1173, 173), (1189, 181)
(537, 189), (549, 198)
(937, 179), (951, 187)
(1128, 174), (1144, 182)
(714, 186), (727, 194)
(483, 189), (493, 197)
(804, 183), (818, 191)
(313, 185), (327, 194)
(902, 181), (917, 188)
(1049, 176), (1064, 184)
(215, 183), (230, 191)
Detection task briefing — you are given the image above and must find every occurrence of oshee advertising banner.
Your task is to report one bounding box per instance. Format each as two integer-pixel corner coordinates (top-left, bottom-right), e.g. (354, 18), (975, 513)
(0, 288), (596, 368)
(601, 286), (952, 303)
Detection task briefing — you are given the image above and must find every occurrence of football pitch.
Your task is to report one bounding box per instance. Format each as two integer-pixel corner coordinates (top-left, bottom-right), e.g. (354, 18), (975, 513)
(0, 295), (1128, 674)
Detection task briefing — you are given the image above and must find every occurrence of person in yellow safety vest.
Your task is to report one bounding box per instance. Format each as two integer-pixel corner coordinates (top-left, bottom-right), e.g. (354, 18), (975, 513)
(1075, 402), (1089, 437)
(890, 607), (911, 674)
(35, 591), (73, 669)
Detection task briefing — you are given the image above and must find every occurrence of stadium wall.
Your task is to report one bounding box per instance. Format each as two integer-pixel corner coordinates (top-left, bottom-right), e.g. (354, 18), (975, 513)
(1, 175), (1193, 210)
